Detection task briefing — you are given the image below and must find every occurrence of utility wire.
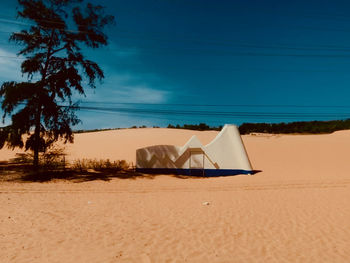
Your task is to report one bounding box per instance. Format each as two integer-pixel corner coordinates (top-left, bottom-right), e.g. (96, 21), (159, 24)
(13, 99), (350, 109)
(0, 54), (348, 73)
(3, 49), (350, 59)
(4, 16), (350, 53)
(4, 32), (350, 53)
(3, 26), (350, 54)
(79, 101), (350, 109)
(72, 105), (350, 119)
(8, 101), (350, 121)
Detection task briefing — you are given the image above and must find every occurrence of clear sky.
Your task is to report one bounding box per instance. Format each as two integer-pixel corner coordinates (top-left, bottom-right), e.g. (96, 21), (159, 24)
(2, 0), (350, 129)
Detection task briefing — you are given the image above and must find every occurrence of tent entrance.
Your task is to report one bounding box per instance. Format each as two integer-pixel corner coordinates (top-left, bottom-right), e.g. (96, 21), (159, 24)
(189, 148), (205, 176)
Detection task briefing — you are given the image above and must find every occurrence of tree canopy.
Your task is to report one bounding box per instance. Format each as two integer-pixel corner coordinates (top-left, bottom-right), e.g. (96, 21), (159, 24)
(0, 0), (114, 167)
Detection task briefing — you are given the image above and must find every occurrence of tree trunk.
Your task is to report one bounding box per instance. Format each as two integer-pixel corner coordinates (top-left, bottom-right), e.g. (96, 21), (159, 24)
(33, 29), (54, 170)
(33, 105), (41, 169)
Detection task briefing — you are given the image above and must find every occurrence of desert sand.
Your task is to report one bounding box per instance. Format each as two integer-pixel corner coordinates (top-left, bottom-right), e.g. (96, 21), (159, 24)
(1, 128), (350, 262)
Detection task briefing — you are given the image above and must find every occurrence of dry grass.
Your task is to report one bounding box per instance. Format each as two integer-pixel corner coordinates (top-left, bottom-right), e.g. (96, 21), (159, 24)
(9, 146), (66, 170)
(71, 159), (130, 172)
(1, 154), (136, 182)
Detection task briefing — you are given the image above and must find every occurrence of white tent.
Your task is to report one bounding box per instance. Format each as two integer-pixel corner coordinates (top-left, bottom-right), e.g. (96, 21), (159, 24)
(136, 124), (253, 176)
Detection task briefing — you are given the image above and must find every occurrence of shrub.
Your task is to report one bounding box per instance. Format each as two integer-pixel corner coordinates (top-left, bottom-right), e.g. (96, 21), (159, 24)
(71, 158), (130, 172)
(10, 146), (66, 170)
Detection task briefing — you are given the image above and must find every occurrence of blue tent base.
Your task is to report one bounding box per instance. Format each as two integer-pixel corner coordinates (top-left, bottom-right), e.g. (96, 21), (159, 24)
(135, 168), (254, 177)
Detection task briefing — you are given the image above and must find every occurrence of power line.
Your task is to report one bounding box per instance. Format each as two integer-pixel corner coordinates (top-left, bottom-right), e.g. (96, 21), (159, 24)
(109, 47), (350, 58)
(80, 108), (215, 123)
(8, 101), (350, 122)
(112, 29), (350, 51)
(3, 48), (350, 60)
(0, 55), (103, 66)
(3, 15), (350, 60)
(80, 101), (350, 109)
(0, 17), (107, 35)
(11, 99), (350, 110)
(77, 109), (350, 121)
(3, 26), (350, 54)
(73, 105), (350, 119)
(4, 15), (350, 53)
(1, 53), (350, 72)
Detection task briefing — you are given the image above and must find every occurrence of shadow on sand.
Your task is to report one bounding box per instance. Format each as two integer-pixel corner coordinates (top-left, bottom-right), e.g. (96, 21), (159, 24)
(0, 162), (262, 183)
(0, 162), (202, 183)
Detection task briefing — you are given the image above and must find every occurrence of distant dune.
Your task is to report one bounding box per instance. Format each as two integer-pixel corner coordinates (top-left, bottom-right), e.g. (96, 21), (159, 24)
(1, 128), (350, 262)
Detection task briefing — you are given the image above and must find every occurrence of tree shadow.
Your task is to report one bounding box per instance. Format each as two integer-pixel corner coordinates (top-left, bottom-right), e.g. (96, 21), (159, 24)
(0, 162), (154, 183)
(20, 169), (152, 183)
(0, 162), (262, 183)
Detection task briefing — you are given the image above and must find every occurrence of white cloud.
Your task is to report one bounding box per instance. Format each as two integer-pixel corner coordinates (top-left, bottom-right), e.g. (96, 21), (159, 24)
(83, 72), (171, 104)
(74, 71), (173, 128)
(0, 42), (173, 129)
(75, 110), (158, 130)
(110, 85), (169, 103)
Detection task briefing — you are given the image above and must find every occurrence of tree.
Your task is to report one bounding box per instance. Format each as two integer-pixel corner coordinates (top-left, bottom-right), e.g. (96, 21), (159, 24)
(0, 0), (114, 168)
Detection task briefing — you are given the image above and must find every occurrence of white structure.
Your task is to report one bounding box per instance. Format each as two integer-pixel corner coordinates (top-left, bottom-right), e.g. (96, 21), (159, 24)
(136, 124), (253, 176)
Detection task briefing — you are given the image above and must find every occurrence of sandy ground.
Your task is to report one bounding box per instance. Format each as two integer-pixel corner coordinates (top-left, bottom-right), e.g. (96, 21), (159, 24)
(1, 128), (350, 262)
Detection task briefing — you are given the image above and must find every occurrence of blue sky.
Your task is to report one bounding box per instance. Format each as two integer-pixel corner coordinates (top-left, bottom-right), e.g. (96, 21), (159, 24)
(2, 0), (350, 129)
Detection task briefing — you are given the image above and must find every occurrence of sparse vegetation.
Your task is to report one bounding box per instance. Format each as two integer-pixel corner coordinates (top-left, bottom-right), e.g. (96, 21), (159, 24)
(74, 128), (120, 134)
(0, 157), (134, 183)
(73, 120), (350, 134)
(129, 125), (148, 129)
(238, 119), (350, 134)
(10, 146), (66, 170)
(167, 123), (222, 131)
(165, 119), (350, 134)
(71, 159), (130, 172)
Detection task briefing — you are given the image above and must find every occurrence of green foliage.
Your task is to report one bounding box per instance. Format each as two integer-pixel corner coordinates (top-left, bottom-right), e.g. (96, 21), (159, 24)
(167, 120), (350, 134)
(167, 123), (222, 131)
(239, 119), (350, 134)
(0, 0), (114, 167)
(74, 127), (120, 134)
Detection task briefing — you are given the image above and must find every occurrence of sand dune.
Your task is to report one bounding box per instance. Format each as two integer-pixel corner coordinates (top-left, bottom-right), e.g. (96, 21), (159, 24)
(1, 128), (350, 262)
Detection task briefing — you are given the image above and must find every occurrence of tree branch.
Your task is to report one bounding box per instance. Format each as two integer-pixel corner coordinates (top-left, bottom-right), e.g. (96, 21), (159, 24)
(49, 45), (66, 57)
